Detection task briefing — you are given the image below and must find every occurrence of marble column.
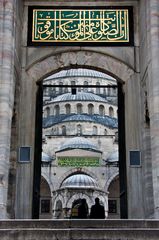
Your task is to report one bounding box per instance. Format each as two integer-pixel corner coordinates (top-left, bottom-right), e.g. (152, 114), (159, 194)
(0, 1), (15, 218)
(148, 0), (159, 218)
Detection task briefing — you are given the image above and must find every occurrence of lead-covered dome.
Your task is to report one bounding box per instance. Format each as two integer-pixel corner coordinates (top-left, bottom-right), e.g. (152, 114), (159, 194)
(50, 92), (108, 103)
(61, 174), (99, 188)
(57, 137), (101, 153)
(43, 113), (118, 129)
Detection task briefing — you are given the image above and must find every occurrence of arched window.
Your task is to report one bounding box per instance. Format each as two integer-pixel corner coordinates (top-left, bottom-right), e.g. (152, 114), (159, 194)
(56, 127), (59, 135)
(107, 88), (111, 96)
(51, 87), (56, 97)
(65, 104), (71, 114)
(59, 82), (63, 94)
(54, 105), (60, 116)
(84, 81), (88, 92)
(71, 80), (76, 86)
(109, 106), (114, 117)
(113, 88), (117, 96)
(64, 84), (68, 93)
(53, 127), (59, 135)
(99, 105), (105, 116)
(88, 104), (94, 115)
(62, 125), (66, 135)
(46, 107), (50, 117)
(51, 128), (55, 135)
(96, 82), (100, 94)
(77, 104), (83, 114)
(77, 124), (82, 135)
(78, 87), (81, 92)
(93, 126), (98, 135)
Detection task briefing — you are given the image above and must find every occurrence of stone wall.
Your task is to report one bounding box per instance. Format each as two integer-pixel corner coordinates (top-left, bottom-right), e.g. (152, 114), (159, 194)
(139, 0), (159, 218)
(0, 0), (23, 219)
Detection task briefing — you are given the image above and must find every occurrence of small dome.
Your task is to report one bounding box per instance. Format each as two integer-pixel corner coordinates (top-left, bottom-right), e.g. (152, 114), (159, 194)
(50, 92), (108, 103)
(42, 152), (52, 162)
(107, 150), (119, 163)
(57, 137), (101, 152)
(44, 68), (116, 81)
(61, 174), (99, 188)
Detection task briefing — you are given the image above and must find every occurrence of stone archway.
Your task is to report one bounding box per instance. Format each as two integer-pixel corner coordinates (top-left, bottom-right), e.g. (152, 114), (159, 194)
(104, 172), (119, 192)
(39, 176), (52, 219)
(27, 50), (134, 84)
(31, 50), (134, 219)
(17, 49), (142, 219)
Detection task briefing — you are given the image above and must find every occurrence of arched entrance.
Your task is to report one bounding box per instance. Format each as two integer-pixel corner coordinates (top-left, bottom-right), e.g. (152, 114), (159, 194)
(16, 49), (142, 219)
(32, 69), (127, 219)
(39, 176), (52, 219)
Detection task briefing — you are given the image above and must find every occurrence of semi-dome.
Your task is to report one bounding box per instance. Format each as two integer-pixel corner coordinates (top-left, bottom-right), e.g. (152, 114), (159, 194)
(57, 137), (101, 152)
(43, 113), (118, 129)
(61, 174), (99, 188)
(44, 68), (116, 81)
(50, 92), (108, 103)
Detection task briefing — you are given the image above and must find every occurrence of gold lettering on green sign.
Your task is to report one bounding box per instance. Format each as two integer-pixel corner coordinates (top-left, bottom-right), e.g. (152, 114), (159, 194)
(32, 9), (129, 42)
(58, 157), (100, 167)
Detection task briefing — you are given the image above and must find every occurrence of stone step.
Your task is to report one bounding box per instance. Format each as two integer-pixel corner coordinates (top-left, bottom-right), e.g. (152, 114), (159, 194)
(0, 219), (159, 229)
(0, 220), (159, 240)
(0, 228), (159, 240)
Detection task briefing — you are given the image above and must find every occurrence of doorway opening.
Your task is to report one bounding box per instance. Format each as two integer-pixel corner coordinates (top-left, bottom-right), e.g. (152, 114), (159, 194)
(32, 68), (127, 219)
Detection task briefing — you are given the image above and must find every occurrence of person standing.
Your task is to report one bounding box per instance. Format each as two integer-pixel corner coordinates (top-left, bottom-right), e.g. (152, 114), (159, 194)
(90, 197), (105, 219)
(78, 198), (88, 219)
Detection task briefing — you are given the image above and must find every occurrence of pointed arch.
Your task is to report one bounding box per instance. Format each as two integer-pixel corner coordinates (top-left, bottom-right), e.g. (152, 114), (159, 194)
(27, 51), (134, 84)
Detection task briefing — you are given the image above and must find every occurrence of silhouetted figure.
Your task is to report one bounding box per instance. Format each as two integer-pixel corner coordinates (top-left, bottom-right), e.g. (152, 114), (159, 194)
(90, 198), (105, 219)
(78, 199), (88, 219)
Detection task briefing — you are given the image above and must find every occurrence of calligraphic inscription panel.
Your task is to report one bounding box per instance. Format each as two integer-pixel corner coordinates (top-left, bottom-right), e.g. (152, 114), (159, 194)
(28, 7), (133, 46)
(58, 157), (100, 167)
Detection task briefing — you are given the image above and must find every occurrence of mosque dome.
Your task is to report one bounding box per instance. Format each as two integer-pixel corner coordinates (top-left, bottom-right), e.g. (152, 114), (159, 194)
(43, 113), (118, 129)
(60, 173), (99, 189)
(51, 92), (108, 103)
(44, 68), (116, 81)
(57, 137), (101, 153)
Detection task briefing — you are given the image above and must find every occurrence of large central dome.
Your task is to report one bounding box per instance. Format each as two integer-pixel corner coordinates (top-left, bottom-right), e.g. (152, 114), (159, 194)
(57, 137), (101, 152)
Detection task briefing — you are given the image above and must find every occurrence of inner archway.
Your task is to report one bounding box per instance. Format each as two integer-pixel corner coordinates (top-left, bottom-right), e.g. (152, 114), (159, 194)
(32, 63), (128, 219)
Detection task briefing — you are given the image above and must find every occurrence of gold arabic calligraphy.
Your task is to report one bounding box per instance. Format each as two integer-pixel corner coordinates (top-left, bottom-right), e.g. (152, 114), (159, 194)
(33, 9), (129, 42)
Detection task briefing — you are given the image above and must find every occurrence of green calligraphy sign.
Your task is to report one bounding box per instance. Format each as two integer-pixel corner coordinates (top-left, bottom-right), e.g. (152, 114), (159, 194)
(28, 7), (133, 45)
(58, 156), (100, 167)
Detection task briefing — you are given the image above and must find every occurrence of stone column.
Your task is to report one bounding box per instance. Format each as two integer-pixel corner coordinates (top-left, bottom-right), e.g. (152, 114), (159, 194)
(0, 1), (15, 218)
(148, 0), (159, 218)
